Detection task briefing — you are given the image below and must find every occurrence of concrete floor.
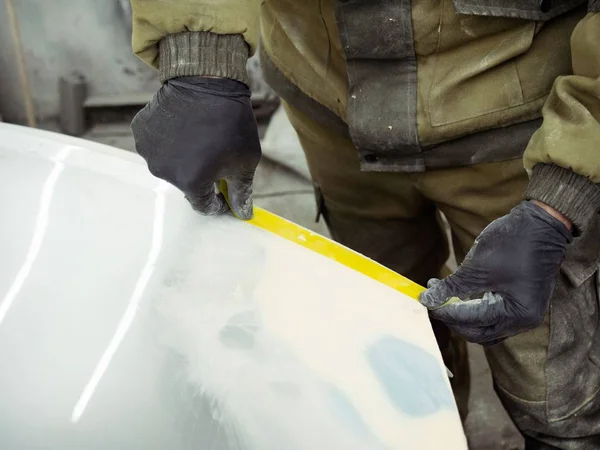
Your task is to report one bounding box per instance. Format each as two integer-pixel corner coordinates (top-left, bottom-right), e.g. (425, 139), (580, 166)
(81, 110), (524, 450)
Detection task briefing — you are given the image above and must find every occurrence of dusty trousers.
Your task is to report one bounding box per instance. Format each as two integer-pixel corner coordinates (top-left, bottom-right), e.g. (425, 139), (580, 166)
(282, 102), (600, 449)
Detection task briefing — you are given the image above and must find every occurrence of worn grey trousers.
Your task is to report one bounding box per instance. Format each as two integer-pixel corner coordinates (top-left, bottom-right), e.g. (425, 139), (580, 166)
(494, 215), (600, 449)
(283, 101), (600, 449)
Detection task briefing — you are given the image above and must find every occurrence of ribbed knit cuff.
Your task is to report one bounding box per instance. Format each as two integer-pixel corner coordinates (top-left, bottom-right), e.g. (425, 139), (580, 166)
(525, 164), (600, 235)
(158, 32), (249, 86)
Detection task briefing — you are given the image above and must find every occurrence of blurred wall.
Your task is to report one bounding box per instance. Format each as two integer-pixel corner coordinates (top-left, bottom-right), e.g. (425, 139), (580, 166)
(0, 0), (159, 123)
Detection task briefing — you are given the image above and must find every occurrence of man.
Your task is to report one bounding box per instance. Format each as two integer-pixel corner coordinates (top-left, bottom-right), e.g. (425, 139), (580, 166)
(129, 1), (600, 447)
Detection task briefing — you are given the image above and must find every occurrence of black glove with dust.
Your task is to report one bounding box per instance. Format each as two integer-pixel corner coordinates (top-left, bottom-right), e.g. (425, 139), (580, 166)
(420, 201), (572, 346)
(131, 76), (261, 219)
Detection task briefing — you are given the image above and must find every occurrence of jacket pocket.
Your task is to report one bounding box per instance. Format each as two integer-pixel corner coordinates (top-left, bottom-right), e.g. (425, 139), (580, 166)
(453, 0), (587, 21)
(427, 0), (585, 129)
(428, 5), (536, 127)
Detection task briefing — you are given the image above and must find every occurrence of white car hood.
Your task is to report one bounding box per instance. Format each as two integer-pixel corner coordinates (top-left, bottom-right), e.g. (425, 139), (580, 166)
(0, 123), (466, 449)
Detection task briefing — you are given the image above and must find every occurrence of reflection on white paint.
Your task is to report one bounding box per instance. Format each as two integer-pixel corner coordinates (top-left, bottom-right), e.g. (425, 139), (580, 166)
(71, 182), (168, 423)
(0, 146), (76, 328)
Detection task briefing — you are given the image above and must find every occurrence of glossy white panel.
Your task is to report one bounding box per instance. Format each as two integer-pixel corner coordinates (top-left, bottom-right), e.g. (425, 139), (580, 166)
(0, 124), (466, 449)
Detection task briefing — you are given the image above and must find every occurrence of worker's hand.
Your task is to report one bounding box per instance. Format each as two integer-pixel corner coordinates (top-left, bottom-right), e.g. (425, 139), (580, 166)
(131, 77), (261, 219)
(420, 201), (571, 345)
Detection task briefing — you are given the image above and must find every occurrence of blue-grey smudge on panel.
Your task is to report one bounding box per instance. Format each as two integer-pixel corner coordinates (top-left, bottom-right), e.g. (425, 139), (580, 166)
(323, 383), (372, 438)
(219, 310), (260, 350)
(322, 383), (386, 449)
(367, 336), (456, 416)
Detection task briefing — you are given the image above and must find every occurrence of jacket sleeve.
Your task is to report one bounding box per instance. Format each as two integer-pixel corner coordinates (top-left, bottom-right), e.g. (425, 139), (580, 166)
(524, 6), (600, 234)
(130, 0), (261, 85)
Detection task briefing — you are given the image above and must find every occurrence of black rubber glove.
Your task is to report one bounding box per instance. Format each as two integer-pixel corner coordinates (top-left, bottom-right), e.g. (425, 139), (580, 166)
(419, 201), (571, 345)
(131, 77), (261, 219)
